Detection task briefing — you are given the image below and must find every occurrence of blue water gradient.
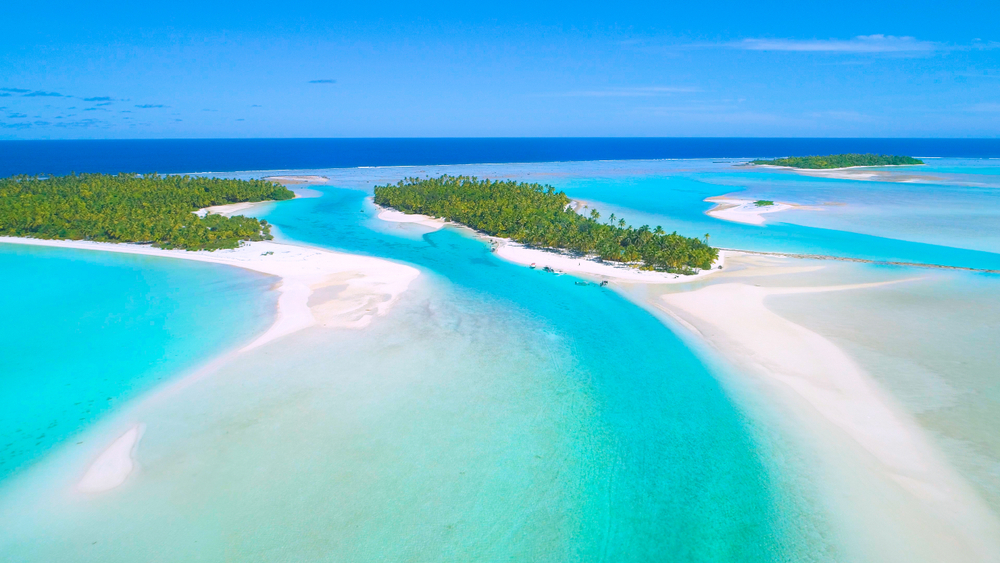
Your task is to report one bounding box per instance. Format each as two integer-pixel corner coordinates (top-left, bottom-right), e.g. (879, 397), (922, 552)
(0, 244), (276, 480)
(246, 158), (1000, 270)
(2, 138), (999, 177)
(255, 187), (823, 560)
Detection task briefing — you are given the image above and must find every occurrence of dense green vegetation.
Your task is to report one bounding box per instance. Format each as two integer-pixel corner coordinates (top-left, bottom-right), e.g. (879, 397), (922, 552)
(754, 200), (775, 207)
(751, 153), (923, 169)
(374, 175), (717, 273)
(0, 173), (294, 250)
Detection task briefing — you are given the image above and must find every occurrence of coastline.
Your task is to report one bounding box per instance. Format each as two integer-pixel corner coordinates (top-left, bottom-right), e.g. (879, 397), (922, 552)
(621, 255), (1000, 561)
(494, 239), (724, 284)
(0, 233), (420, 493)
(373, 202), (724, 284)
(0, 237), (420, 349)
(750, 163), (925, 171)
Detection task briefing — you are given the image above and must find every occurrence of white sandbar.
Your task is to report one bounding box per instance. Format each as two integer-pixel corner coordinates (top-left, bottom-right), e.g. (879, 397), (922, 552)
(376, 208), (447, 231)
(77, 424), (144, 493)
(704, 196), (795, 225)
(654, 277), (1000, 560)
(0, 237), (420, 350)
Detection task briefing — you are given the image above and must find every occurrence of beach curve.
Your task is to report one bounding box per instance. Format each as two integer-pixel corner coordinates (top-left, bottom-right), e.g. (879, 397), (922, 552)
(651, 276), (1000, 561)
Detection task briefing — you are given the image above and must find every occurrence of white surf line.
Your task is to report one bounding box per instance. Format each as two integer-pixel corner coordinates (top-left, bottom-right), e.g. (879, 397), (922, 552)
(76, 424), (145, 493)
(655, 278), (1000, 560)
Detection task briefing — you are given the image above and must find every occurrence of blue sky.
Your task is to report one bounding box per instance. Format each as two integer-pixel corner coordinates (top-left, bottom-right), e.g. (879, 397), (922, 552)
(1, 1), (998, 138)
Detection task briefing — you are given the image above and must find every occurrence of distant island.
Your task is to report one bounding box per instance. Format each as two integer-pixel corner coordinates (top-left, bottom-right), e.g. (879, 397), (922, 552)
(0, 173), (294, 250)
(751, 154), (924, 169)
(374, 175), (717, 273)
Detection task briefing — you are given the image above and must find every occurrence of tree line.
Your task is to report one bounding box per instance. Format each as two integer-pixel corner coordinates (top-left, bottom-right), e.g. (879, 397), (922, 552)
(751, 154), (923, 169)
(374, 175), (718, 274)
(0, 173), (294, 250)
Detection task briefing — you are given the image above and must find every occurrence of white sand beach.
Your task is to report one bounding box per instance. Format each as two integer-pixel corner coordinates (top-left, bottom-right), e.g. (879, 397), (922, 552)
(194, 200), (274, 218)
(0, 236), (420, 350)
(263, 175), (330, 184)
(648, 259), (1000, 561)
(376, 207), (447, 231)
(0, 234), (420, 493)
(373, 204), (724, 284)
(494, 239), (724, 284)
(704, 196), (795, 225)
(76, 424), (144, 493)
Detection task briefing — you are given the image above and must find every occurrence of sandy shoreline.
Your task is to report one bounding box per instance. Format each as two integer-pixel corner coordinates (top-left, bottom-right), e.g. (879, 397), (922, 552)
(1, 227), (419, 493)
(639, 256), (1000, 561)
(494, 239), (724, 284)
(373, 203), (724, 284)
(376, 207), (447, 231)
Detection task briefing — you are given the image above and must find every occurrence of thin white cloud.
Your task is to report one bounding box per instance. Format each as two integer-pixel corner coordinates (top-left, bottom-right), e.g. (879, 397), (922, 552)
(545, 86), (699, 97)
(967, 103), (1000, 112)
(730, 35), (937, 53)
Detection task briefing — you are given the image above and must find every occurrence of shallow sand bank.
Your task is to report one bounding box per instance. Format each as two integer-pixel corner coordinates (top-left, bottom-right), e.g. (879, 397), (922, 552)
(642, 256), (1000, 561)
(76, 424), (144, 493)
(262, 175), (330, 185)
(704, 196), (796, 225)
(376, 207), (447, 231)
(0, 236), (420, 493)
(0, 237), (419, 350)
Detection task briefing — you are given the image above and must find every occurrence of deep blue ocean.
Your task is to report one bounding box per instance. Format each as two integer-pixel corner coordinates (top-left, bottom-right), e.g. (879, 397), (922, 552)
(2, 138), (1000, 177)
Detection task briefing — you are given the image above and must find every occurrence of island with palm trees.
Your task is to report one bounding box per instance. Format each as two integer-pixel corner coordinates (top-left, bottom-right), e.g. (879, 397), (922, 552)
(750, 153), (923, 169)
(373, 175), (717, 275)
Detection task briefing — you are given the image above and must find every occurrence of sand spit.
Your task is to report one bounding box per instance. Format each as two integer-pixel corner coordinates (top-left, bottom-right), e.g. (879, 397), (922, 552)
(704, 196), (799, 225)
(653, 275), (1000, 561)
(263, 175), (330, 185)
(719, 247), (1000, 274)
(76, 424), (144, 493)
(0, 237), (419, 350)
(0, 236), (420, 493)
(194, 200), (275, 218)
(376, 207), (447, 231)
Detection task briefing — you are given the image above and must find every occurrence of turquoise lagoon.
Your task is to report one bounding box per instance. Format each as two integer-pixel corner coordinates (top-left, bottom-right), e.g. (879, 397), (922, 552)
(2, 158), (1000, 561)
(256, 158), (1000, 269)
(0, 244), (277, 481)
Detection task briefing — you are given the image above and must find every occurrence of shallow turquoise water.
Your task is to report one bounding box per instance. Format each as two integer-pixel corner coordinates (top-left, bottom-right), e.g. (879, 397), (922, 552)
(0, 188), (829, 561)
(0, 244), (276, 480)
(250, 190), (822, 560)
(6, 157), (999, 560)
(243, 157), (1000, 269)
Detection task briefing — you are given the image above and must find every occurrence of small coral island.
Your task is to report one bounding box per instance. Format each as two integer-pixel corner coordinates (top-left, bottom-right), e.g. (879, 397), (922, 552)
(374, 175), (717, 274)
(0, 173), (294, 250)
(751, 153), (924, 169)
